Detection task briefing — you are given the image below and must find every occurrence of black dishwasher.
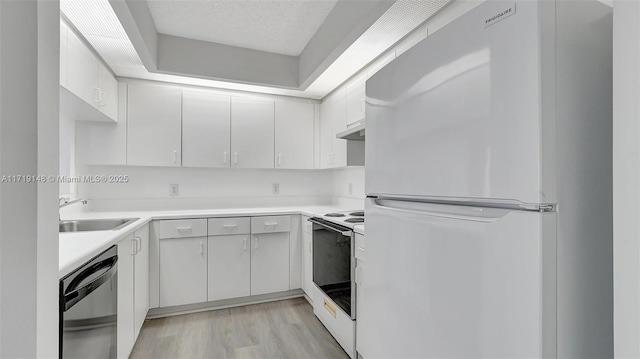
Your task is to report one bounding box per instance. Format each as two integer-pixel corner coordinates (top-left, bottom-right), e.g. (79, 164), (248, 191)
(59, 245), (118, 359)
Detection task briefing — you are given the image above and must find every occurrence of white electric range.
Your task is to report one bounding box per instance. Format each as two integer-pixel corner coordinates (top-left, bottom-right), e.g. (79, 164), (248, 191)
(308, 210), (364, 358)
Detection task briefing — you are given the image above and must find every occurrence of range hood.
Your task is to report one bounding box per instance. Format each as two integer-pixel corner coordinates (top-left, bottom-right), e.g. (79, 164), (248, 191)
(337, 122), (365, 141)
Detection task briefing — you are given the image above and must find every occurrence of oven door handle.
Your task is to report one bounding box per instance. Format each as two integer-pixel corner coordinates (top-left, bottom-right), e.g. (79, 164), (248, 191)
(307, 218), (352, 236)
(63, 256), (118, 311)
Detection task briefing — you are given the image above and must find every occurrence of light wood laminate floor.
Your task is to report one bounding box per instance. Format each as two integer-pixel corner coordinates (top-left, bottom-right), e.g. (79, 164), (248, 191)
(130, 297), (350, 359)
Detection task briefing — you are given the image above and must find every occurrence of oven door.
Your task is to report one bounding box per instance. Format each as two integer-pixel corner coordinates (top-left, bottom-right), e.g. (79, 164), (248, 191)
(310, 218), (355, 319)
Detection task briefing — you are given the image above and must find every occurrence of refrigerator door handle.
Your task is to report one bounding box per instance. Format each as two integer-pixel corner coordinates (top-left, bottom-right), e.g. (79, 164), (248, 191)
(370, 198), (513, 223)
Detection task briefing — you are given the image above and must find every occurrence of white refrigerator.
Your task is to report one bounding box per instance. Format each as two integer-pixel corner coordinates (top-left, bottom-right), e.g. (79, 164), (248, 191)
(360, 1), (613, 358)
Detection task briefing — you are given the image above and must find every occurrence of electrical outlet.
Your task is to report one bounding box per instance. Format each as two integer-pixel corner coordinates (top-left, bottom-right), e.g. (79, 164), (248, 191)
(273, 183), (280, 195)
(170, 184), (179, 196)
(348, 183), (353, 195)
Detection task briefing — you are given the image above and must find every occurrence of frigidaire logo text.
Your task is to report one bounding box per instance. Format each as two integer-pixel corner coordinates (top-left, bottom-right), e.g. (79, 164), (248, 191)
(485, 6), (515, 27)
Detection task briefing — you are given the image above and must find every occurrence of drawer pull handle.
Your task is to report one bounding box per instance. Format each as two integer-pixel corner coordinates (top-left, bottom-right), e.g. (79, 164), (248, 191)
(264, 222), (278, 227)
(223, 224), (238, 229)
(176, 227), (192, 232)
(358, 246), (365, 251)
(323, 299), (337, 318)
(135, 236), (142, 253)
(254, 237), (258, 249)
(243, 238), (247, 250)
(199, 241), (204, 255)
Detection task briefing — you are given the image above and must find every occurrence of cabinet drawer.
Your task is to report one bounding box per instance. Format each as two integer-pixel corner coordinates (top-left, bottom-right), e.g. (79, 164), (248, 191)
(208, 217), (251, 236)
(355, 233), (365, 261)
(251, 215), (290, 234)
(302, 216), (312, 234)
(158, 219), (207, 239)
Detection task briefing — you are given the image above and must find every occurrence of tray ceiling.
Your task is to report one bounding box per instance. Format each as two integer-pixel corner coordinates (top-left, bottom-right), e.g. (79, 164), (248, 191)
(62, 0), (453, 98)
(147, 0), (338, 57)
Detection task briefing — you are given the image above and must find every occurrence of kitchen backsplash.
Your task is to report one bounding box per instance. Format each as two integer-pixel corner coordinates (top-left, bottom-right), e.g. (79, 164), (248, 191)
(71, 165), (364, 212)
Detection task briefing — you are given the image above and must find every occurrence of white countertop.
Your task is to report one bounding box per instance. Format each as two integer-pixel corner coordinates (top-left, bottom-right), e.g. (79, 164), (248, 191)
(59, 205), (354, 278)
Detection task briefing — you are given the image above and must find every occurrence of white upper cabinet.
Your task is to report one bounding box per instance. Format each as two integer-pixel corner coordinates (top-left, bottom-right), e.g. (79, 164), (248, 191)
(62, 21), (118, 122)
(231, 97), (275, 169)
(320, 88), (347, 168)
(275, 100), (314, 169)
(127, 83), (182, 166)
(66, 30), (98, 106)
(97, 62), (119, 121)
(346, 75), (366, 126)
(182, 91), (231, 168)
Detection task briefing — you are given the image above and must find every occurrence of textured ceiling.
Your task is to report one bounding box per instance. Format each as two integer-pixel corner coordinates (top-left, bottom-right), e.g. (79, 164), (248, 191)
(61, 0), (145, 72)
(146, 0), (338, 56)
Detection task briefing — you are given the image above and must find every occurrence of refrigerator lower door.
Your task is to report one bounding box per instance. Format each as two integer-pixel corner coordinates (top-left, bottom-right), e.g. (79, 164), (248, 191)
(358, 198), (556, 358)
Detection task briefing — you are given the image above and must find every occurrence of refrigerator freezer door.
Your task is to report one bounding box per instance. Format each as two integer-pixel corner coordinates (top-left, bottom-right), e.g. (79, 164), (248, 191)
(357, 198), (556, 358)
(365, 1), (555, 205)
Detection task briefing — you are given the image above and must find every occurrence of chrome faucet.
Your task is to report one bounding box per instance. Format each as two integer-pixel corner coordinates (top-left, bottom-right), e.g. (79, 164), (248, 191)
(59, 197), (87, 221)
(59, 198), (88, 208)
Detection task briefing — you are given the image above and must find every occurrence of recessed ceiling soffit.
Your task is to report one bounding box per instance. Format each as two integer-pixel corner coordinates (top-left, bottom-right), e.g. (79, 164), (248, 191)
(110, 0), (397, 90)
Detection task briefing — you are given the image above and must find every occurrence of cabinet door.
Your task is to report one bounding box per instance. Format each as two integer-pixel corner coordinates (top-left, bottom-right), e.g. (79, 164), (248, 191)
(127, 84), (182, 166)
(60, 20), (68, 88)
(319, 96), (334, 169)
(302, 230), (314, 297)
(117, 234), (135, 359)
(332, 89), (348, 168)
(159, 236), (208, 307)
(275, 100), (314, 169)
(320, 89), (347, 168)
(251, 233), (290, 295)
(182, 91), (231, 168)
(97, 63), (118, 122)
(133, 225), (149, 338)
(346, 76), (366, 126)
(66, 30), (98, 106)
(231, 97), (274, 169)
(208, 234), (250, 301)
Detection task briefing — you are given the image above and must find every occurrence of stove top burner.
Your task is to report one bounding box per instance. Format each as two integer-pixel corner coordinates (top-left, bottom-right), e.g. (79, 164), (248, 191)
(349, 211), (365, 217)
(325, 213), (346, 217)
(344, 218), (364, 223)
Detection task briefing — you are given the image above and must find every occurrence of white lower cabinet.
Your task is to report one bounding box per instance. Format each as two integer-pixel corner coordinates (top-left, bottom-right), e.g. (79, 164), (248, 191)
(159, 236), (208, 307)
(208, 234), (251, 301)
(251, 232), (290, 295)
(302, 217), (314, 298)
(117, 224), (150, 359)
(154, 215), (293, 309)
(117, 233), (135, 359)
(133, 225), (150, 337)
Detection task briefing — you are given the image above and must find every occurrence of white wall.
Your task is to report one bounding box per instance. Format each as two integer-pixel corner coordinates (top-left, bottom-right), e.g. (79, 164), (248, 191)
(60, 113), (75, 195)
(74, 165), (335, 212)
(613, 0), (640, 357)
(0, 1), (59, 357)
(332, 167), (365, 208)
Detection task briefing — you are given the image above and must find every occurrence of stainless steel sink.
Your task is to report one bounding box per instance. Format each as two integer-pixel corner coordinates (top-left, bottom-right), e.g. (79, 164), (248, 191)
(59, 218), (139, 232)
